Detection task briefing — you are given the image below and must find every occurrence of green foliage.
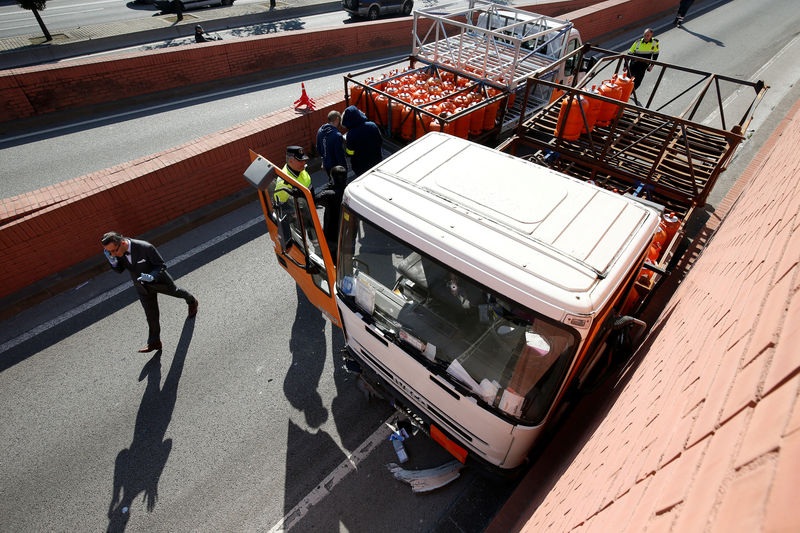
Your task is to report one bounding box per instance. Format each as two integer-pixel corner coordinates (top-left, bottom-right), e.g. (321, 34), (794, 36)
(17, 0), (48, 11)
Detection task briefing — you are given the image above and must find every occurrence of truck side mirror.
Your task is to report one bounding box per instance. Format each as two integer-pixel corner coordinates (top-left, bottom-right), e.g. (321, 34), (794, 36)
(243, 156), (276, 191)
(580, 55), (597, 72)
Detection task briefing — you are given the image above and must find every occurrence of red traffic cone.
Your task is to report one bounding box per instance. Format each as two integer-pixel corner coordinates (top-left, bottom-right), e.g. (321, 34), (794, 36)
(294, 83), (316, 111)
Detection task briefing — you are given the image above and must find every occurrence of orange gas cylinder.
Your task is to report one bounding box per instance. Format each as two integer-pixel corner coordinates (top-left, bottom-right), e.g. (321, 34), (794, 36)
(375, 94), (389, 127)
(482, 88), (501, 130)
(456, 77), (470, 88)
(350, 84), (364, 107)
(397, 91), (412, 103)
(555, 94), (588, 141)
(621, 286), (640, 314)
(507, 92), (516, 109)
(595, 80), (623, 126)
(469, 95), (485, 135)
(452, 108), (470, 138)
(439, 111), (456, 135)
(660, 212), (681, 245)
(400, 104), (415, 140)
(390, 100), (405, 135)
(613, 73), (635, 103)
(582, 85), (602, 134)
(549, 87), (564, 104)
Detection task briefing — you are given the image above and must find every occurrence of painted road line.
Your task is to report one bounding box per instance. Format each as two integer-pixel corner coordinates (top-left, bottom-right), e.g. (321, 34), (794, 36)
(262, 420), (394, 533)
(0, 216), (264, 355)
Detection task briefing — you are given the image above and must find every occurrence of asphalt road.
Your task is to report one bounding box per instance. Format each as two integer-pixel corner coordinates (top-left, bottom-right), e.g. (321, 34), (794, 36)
(2, 0), (800, 531)
(0, 0), (270, 38)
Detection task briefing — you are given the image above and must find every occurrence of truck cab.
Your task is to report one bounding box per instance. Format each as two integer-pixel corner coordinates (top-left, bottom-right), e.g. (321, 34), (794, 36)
(244, 133), (660, 473)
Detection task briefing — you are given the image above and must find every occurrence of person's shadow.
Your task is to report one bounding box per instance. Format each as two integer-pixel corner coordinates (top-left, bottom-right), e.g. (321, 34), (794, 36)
(106, 319), (195, 533)
(283, 285), (329, 428)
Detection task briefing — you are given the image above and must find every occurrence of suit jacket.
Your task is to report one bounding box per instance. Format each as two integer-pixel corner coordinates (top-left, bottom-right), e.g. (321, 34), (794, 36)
(111, 238), (171, 294)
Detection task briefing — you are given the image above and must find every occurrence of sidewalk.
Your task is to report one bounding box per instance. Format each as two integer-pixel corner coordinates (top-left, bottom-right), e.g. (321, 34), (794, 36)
(0, 0), (341, 69)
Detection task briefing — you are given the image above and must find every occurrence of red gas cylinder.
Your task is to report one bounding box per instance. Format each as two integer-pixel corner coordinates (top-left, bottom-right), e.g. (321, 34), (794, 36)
(660, 212), (681, 245)
(469, 94), (486, 135)
(555, 94), (588, 141)
(595, 80), (623, 126)
(582, 85), (602, 134)
(613, 73), (635, 103)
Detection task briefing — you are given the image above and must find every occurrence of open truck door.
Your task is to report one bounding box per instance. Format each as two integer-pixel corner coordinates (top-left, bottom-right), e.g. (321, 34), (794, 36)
(243, 150), (341, 328)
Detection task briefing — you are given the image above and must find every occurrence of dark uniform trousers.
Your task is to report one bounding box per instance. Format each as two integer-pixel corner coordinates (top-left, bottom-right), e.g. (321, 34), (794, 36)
(136, 276), (194, 345)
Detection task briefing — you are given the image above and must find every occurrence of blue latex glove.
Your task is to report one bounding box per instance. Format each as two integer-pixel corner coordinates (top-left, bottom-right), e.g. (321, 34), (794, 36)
(137, 273), (154, 283)
(104, 249), (118, 267)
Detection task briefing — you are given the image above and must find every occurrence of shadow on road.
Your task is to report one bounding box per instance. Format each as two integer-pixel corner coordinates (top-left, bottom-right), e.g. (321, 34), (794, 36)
(106, 318), (195, 533)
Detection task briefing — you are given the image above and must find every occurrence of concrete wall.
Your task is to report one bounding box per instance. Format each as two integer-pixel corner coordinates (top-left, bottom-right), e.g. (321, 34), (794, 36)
(0, 0), (674, 122)
(0, 0), (677, 300)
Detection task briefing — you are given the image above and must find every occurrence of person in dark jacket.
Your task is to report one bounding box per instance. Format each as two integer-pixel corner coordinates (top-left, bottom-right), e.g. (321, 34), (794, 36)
(316, 110), (347, 177)
(341, 105), (383, 177)
(313, 165), (348, 262)
(102, 231), (198, 353)
(194, 25), (219, 43)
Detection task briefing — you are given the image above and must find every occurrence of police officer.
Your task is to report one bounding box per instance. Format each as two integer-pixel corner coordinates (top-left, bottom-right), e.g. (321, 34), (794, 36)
(274, 145), (312, 204)
(627, 28), (659, 90)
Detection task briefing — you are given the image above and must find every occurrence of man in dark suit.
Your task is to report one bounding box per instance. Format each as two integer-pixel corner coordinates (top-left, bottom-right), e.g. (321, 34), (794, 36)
(102, 231), (198, 353)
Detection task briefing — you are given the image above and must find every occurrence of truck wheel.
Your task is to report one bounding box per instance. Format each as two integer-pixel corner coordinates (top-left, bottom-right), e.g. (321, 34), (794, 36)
(368, 6), (379, 20)
(222, 0), (233, 5)
(402, 1), (412, 16)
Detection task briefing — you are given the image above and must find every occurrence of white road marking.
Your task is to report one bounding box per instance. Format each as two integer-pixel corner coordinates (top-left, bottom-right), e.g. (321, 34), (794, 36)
(262, 421), (393, 532)
(702, 33), (800, 126)
(0, 215), (264, 355)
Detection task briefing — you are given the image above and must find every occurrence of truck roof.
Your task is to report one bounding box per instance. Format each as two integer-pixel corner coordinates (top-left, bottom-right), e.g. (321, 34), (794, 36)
(344, 133), (661, 318)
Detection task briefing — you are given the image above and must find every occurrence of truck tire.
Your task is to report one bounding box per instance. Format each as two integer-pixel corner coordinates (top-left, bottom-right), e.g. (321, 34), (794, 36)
(402, 1), (412, 16)
(368, 6), (379, 20)
(222, 0), (233, 5)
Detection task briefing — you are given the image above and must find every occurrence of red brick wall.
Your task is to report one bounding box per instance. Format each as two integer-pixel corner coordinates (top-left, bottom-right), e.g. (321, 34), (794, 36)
(490, 94), (800, 533)
(0, 0), (676, 122)
(0, 92), (345, 299)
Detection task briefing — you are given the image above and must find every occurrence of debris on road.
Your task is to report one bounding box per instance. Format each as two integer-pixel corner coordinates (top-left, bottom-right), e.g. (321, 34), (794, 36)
(387, 460), (465, 493)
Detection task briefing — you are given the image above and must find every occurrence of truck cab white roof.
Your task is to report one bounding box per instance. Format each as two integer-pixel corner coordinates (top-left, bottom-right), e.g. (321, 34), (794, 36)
(343, 133), (661, 319)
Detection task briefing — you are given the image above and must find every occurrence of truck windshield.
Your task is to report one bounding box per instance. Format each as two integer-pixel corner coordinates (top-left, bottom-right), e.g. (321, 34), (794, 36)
(337, 209), (579, 425)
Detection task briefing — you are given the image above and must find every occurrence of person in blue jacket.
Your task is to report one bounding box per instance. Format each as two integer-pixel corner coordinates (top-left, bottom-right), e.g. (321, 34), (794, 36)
(316, 110), (347, 177)
(341, 105), (383, 177)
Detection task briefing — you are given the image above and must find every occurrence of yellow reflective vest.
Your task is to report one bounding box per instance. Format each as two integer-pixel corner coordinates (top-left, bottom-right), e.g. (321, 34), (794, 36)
(629, 38), (659, 60)
(274, 165), (311, 204)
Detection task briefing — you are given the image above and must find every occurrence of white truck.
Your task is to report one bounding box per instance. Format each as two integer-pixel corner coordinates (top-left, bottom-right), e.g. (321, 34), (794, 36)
(244, 132), (662, 474)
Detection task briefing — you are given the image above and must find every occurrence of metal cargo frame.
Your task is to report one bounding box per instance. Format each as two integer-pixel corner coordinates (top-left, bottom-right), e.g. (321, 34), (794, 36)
(412, 0), (573, 90)
(501, 45), (768, 220)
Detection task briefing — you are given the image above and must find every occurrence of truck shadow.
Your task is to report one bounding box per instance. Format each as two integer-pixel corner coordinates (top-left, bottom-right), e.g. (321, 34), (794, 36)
(105, 319), (194, 533)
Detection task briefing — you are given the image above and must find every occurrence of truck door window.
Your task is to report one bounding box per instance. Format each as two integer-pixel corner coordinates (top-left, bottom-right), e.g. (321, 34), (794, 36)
(269, 178), (331, 296)
(337, 209), (579, 425)
(563, 38), (580, 77)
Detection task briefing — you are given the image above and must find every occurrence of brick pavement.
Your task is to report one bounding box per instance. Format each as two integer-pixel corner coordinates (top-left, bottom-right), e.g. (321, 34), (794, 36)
(489, 96), (800, 533)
